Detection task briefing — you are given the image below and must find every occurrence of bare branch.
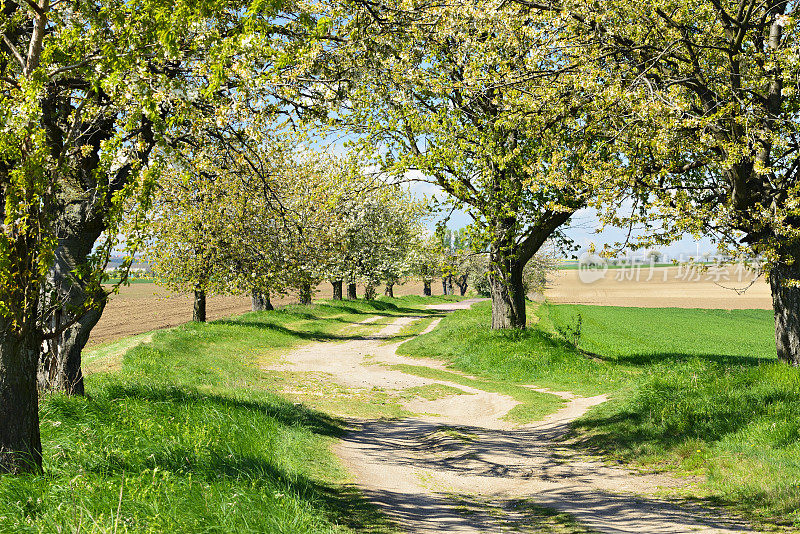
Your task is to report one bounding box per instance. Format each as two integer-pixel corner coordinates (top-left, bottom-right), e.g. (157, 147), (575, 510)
(1, 33), (26, 71)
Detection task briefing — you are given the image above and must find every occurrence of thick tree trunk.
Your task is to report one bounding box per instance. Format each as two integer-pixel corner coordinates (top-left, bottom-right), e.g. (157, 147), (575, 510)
(38, 302), (104, 396)
(0, 324), (43, 473)
(384, 283), (394, 298)
(251, 290), (273, 312)
(446, 274), (454, 296)
(193, 289), (207, 322)
(489, 262), (527, 329)
(332, 280), (343, 301)
(442, 278), (448, 295)
(38, 201), (107, 396)
(299, 282), (312, 305)
(347, 282), (357, 300)
(364, 283), (376, 301)
(770, 261), (800, 365)
(423, 280), (432, 296)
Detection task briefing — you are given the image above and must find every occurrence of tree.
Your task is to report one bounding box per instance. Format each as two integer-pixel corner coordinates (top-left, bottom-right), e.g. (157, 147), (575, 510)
(0, 0), (236, 473)
(0, 0), (316, 471)
(299, 0), (614, 328)
(562, 1), (800, 364)
(146, 161), (235, 322)
(407, 232), (440, 296)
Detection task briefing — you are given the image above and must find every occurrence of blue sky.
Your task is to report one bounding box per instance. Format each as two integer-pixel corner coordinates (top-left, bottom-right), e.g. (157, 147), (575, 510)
(410, 179), (715, 260)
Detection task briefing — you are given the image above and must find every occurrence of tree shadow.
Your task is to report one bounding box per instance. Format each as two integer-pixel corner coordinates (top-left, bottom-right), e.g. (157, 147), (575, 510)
(215, 312), (445, 344)
(604, 351), (772, 367)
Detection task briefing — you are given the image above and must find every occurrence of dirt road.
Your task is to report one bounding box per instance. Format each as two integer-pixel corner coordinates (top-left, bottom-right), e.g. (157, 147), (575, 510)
(269, 300), (755, 534)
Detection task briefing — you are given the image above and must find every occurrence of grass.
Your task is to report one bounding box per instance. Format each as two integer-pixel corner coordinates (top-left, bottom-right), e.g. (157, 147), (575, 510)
(386, 363), (563, 424)
(0, 298), (457, 533)
(398, 300), (800, 526)
(398, 301), (627, 397)
(404, 383), (469, 401)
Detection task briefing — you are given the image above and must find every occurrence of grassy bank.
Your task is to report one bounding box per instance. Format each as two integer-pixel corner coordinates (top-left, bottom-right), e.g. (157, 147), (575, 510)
(399, 301), (800, 526)
(1, 297), (459, 533)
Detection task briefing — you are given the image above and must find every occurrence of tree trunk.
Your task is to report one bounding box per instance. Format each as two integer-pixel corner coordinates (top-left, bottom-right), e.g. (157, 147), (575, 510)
(442, 278), (448, 295)
(364, 283), (376, 301)
(0, 324), (43, 473)
(38, 301), (104, 396)
(770, 261), (800, 365)
(299, 282), (312, 305)
(456, 275), (468, 296)
(332, 280), (343, 301)
(251, 290), (273, 312)
(384, 283), (394, 298)
(194, 289), (207, 322)
(423, 280), (432, 296)
(446, 274), (454, 296)
(489, 262), (527, 329)
(347, 282), (357, 300)
(38, 203), (107, 396)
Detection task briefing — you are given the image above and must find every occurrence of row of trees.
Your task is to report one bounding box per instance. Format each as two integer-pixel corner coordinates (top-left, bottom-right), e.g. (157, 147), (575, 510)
(145, 128), (432, 316)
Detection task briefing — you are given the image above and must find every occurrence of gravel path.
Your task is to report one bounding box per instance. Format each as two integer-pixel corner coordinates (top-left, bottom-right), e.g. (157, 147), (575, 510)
(270, 299), (756, 534)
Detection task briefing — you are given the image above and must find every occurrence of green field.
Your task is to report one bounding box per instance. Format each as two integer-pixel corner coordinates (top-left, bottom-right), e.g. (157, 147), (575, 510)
(399, 302), (800, 526)
(0, 298), (467, 533)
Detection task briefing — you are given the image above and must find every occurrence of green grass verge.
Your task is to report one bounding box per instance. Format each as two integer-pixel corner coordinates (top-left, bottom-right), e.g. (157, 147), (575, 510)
(399, 301), (800, 526)
(398, 302), (627, 397)
(404, 383), (469, 401)
(386, 363), (563, 425)
(1, 299), (442, 533)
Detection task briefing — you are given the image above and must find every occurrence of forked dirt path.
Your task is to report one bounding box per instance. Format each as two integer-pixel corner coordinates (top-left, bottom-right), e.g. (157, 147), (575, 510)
(269, 300), (756, 534)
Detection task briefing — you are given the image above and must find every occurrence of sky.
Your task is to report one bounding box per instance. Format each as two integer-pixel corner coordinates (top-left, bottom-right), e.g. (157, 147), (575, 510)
(409, 178), (716, 260)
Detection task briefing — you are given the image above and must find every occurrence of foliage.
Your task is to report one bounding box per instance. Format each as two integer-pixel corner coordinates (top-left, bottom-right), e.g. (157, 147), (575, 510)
(0, 0), (297, 472)
(471, 249), (557, 297)
(285, 0), (621, 326)
(318, 172), (428, 296)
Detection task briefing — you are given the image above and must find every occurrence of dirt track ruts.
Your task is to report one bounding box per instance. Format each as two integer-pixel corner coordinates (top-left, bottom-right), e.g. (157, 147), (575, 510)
(269, 299), (756, 534)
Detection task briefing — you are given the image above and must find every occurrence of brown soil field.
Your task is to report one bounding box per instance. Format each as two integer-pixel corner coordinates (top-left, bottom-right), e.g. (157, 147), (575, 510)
(545, 266), (773, 310)
(88, 280), (430, 346)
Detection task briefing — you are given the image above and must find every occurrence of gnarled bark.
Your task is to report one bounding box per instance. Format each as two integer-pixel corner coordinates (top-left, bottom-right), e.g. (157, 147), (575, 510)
(384, 282), (394, 297)
(193, 289), (207, 322)
(347, 282), (357, 300)
(770, 260), (800, 366)
(455, 275), (468, 296)
(299, 282), (312, 305)
(38, 197), (107, 396)
(489, 263), (526, 329)
(38, 303), (103, 396)
(364, 282), (376, 300)
(423, 280), (432, 296)
(0, 324), (42, 473)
